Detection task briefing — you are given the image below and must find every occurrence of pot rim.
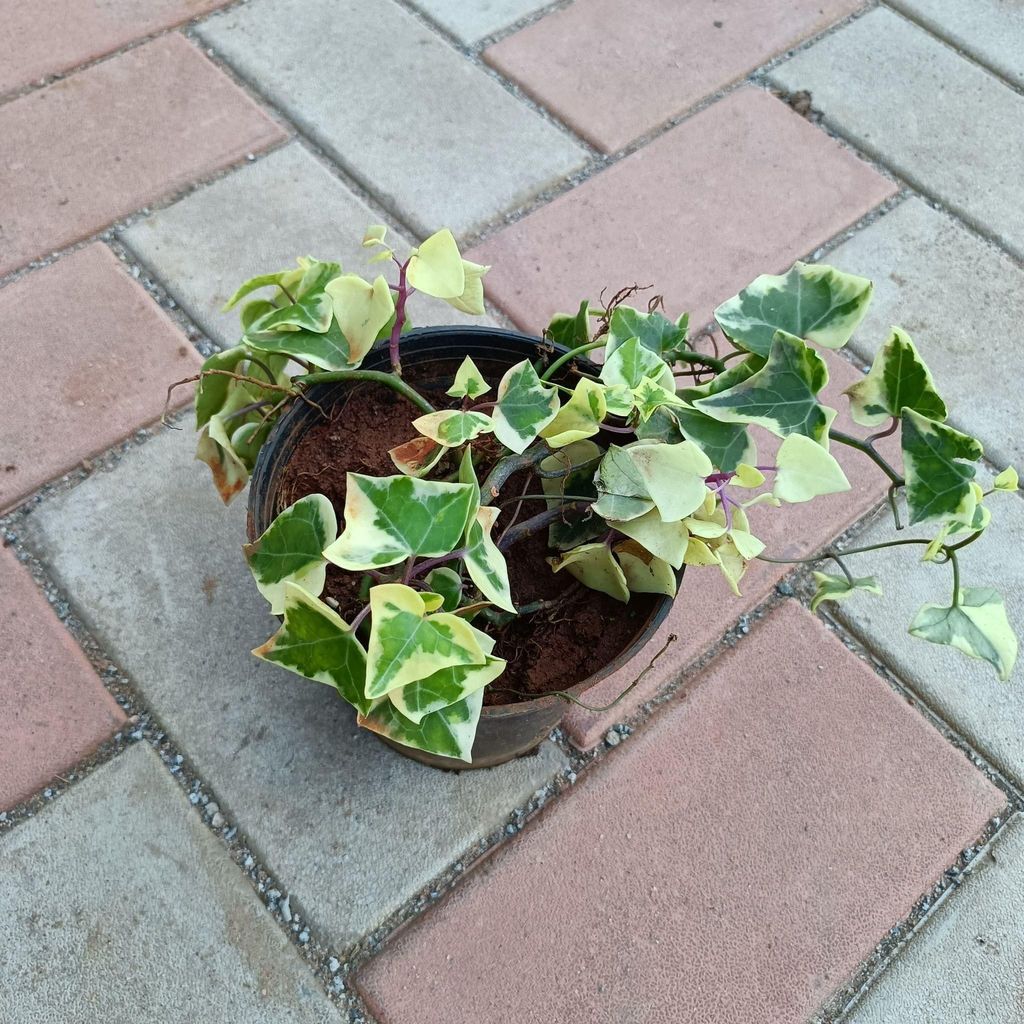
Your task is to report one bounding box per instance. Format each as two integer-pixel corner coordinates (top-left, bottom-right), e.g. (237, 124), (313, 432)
(248, 324), (681, 720)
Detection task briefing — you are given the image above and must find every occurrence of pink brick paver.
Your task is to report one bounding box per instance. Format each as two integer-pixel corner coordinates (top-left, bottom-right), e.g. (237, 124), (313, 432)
(0, 546), (126, 810)
(562, 351), (898, 749)
(0, 244), (202, 511)
(485, 0), (862, 153)
(358, 601), (1004, 1024)
(469, 88), (896, 333)
(0, 33), (286, 276)
(0, 0), (234, 97)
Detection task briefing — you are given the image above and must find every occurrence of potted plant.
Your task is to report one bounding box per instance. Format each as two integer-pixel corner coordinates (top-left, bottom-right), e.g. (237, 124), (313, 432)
(174, 225), (1019, 769)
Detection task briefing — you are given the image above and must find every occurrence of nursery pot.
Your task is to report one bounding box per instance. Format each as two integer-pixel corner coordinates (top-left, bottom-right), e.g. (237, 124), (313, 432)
(248, 326), (679, 770)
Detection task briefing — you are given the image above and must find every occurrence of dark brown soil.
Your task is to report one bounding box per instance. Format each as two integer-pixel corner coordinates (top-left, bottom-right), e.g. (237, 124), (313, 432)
(276, 364), (659, 705)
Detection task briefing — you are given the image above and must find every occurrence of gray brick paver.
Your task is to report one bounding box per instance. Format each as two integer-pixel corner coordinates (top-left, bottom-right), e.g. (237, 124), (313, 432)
(122, 143), (494, 349)
(0, 744), (340, 1023)
(769, 8), (1024, 259)
(410, 0), (553, 44)
(197, 0), (587, 237)
(824, 197), (1024, 470)
(21, 427), (568, 946)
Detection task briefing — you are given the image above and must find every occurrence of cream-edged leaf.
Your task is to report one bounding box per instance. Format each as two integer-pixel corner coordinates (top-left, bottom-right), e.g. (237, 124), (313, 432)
(443, 260), (489, 316)
(614, 540), (677, 597)
(810, 572), (882, 613)
(464, 505), (516, 613)
(901, 409), (983, 525)
(600, 336), (675, 392)
(613, 509), (689, 568)
(541, 378), (607, 448)
(324, 274), (396, 366)
(626, 440), (712, 521)
(773, 434), (851, 503)
(412, 410), (494, 447)
(446, 356), (490, 399)
(491, 360), (560, 454)
(549, 542), (630, 602)
(406, 229), (465, 299)
(359, 690), (483, 762)
(994, 466), (1019, 492)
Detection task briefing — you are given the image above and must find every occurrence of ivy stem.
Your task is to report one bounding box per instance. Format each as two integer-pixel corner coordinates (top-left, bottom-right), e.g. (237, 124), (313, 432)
(535, 455), (602, 479)
(295, 369), (435, 415)
(496, 500), (591, 551)
(388, 260), (411, 376)
(599, 421), (636, 435)
(865, 417), (900, 445)
(671, 349), (727, 374)
(495, 492), (594, 506)
(350, 603), (371, 632)
(407, 548), (470, 581)
(480, 441), (551, 499)
(540, 341), (606, 382)
(828, 428), (904, 486)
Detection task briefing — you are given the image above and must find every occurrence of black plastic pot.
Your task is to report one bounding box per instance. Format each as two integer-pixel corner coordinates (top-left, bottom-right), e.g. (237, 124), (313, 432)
(248, 326), (678, 770)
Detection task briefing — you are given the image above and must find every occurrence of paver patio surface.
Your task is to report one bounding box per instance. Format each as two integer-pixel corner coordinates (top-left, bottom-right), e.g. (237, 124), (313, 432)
(3, 0), (1024, 1021)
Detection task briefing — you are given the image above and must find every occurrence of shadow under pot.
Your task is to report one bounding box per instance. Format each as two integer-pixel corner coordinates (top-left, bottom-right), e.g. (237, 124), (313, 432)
(247, 325), (679, 770)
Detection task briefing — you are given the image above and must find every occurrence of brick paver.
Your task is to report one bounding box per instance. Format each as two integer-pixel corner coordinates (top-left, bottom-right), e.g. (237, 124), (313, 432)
(562, 350), (895, 749)
(485, 0), (862, 153)
(835, 470), (1023, 777)
(198, 0), (587, 237)
(469, 87), (895, 333)
(890, 0), (1024, 87)
(850, 816), (1024, 1023)
(0, 33), (286, 277)
(0, 0), (233, 97)
(122, 143), (492, 349)
(0, 244), (202, 511)
(0, 546), (125, 811)
(769, 8), (1024, 260)
(823, 197), (1024, 471)
(22, 426), (569, 945)
(0, 744), (340, 1022)
(411, 0), (552, 44)
(358, 600), (1004, 1024)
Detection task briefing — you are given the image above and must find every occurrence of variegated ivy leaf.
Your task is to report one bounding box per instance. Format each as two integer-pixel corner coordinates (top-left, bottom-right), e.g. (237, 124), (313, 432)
(844, 327), (947, 427)
(324, 274), (396, 366)
(389, 623), (499, 722)
(443, 260), (490, 316)
(196, 416), (249, 504)
(540, 440), (606, 550)
(252, 582), (369, 715)
(639, 405), (757, 475)
(614, 540), (677, 597)
(406, 228), (465, 299)
(810, 572), (882, 614)
(773, 433), (851, 503)
(426, 567), (463, 612)
(631, 377), (688, 422)
(606, 307), (687, 360)
(993, 466), (1018, 492)
(248, 264), (338, 335)
(613, 509), (689, 568)
(389, 436), (445, 477)
(358, 689), (483, 762)
(625, 440), (713, 522)
(545, 300), (591, 349)
(243, 494), (337, 614)
(362, 225), (388, 247)
(446, 356), (490, 399)
(490, 360), (560, 454)
(901, 409), (983, 525)
(678, 353), (766, 402)
(714, 262), (873, 356)
(599, 336), (675, 392)
(245, 315), (355, 371)
(464, 505), (516, 613)
(324, 475), (478, 571)
(459, 445), (481, 504)
(540, 378), (607, 448)
(222, 262), (308, 310)
(693, 331), (835, 445)
(549, 542), (630, 603)
(365, 583), (487, 698)
(910, 587), (1018, 681)
(592, 445), (655, 522)
(413, 409), (494, 447)
(194, 347), (288, 429)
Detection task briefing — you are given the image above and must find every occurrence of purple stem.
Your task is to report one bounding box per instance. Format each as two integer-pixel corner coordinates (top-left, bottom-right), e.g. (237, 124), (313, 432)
(350, 603), (371, 632)
(389, 260), (411, 376)
(407, 548), (469, 580)
(865, 417), (900, 445)
(599, 421), (636, 435)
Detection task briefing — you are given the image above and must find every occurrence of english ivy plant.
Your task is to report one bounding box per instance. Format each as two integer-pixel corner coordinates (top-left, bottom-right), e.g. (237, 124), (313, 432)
(179, 230), (1020, 762)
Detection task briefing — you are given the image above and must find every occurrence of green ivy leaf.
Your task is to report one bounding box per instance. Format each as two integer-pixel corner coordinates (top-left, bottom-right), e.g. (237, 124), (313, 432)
(606, 307), (686, 359)
(464, 506), (516, 613)
(672, 406), (757, 473)
(324, 475), (478, 571)
(540, 378), (607, 448)
(677, 353), (766, 402)
(412, 410), (494, 447)
(549, 542), (630, 602)
(358, 690), (483, 762)
(252, 583), (370, 715)
(243, 494), (337, 614)
(246, 317), (354, 371)
(490, 360), (560, 454)
(910, 587), (1018, 681)
(540, 440), (606, 550)
(714, 261), (873, 356)
(613, 540), (677, 597)
(365, 583), (487, 698)
(426, 566), (463, 612)
(901, 409), (983, 525)
(693, 331), (835, 444)
(446, 356), (491, 399)
(545, 300), (592, 349)
(773, 434), (851, 504)
(844, 327), (947, 427)
(809, 572), (882, 613)
(599, 336), (674, 392)
(631, 377), (688, 423)
(222, 263), (306, 310)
